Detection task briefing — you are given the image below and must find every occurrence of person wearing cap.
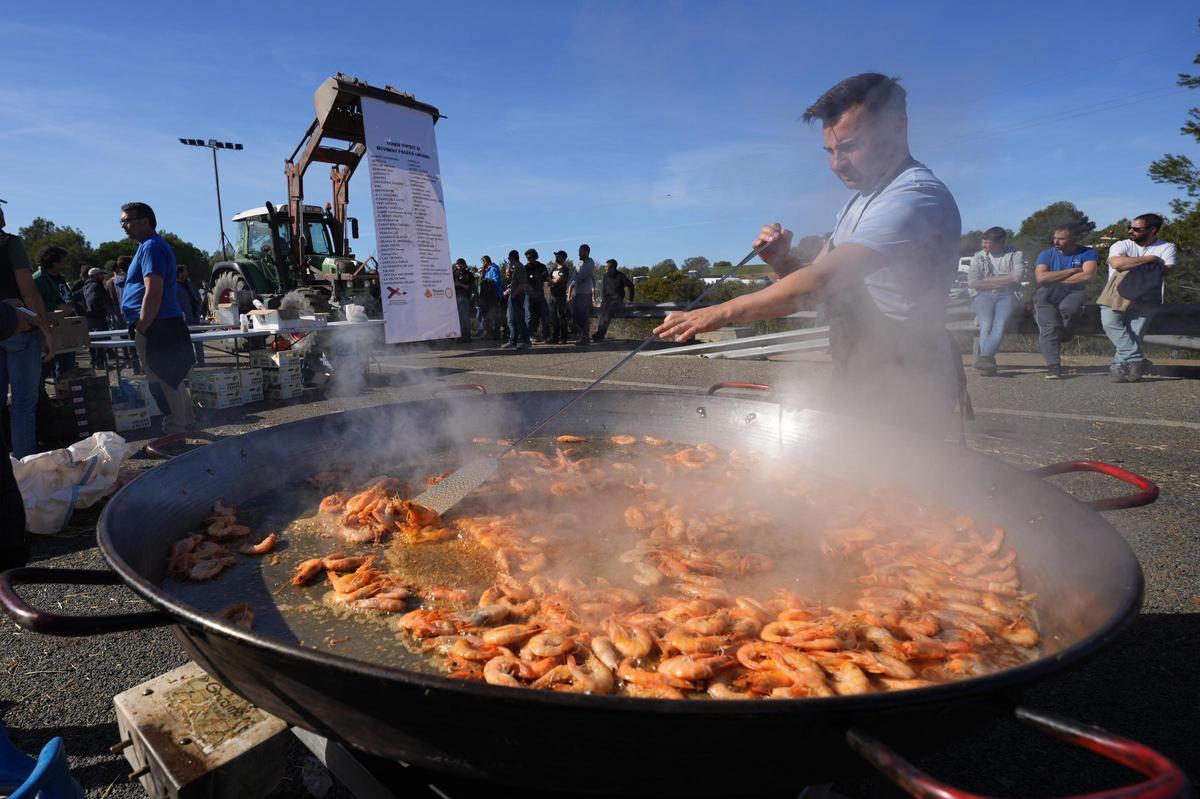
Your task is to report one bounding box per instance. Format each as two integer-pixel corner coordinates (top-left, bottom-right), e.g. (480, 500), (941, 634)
(82, 266), (111, 367)
(500, 250), (531, 350)
(547, 250), (574, 344)
(524, 249), (550, 343)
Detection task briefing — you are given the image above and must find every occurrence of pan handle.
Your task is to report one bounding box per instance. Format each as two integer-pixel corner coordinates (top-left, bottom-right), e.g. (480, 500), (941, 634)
(847, 706), (1188, 799)
(431, 384), (487, 397)
(144, 431), (220, 460)
(0, 567), (173, 636)
(1029, 460), (1159, 510)
(706, 381), (772, 395)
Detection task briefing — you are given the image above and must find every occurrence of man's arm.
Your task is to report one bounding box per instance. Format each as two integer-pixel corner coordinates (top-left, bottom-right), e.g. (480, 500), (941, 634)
(137, 275), (163, 333)
(13, 269), (54, 357)
(655, 242), (884, 341)
(1063, 258), (1097, 285)
(624, 274), (635, 302)
(1034, 263), (1080, 284)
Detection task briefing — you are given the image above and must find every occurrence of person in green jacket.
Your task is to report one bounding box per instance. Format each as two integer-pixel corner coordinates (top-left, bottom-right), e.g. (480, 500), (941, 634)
(32, 244), (76, 375)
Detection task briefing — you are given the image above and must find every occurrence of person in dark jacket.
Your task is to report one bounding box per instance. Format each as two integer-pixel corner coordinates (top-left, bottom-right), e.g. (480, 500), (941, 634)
(475, 256), (503, 340)
(175, 263), (205, 364)
(452, 258), (475, 343)
(524, 249), (550, 343)
(82, 267), (111, 366)
(547, 250), (573, 344)
(593, 259), (635, 341)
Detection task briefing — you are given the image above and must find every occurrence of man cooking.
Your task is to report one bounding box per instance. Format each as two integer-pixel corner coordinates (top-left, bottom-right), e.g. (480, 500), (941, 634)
(655, 73), (963, 432)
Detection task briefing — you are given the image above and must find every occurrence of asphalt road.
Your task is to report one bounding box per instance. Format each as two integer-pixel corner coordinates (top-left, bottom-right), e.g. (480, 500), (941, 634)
(2, 339), (1197, 798)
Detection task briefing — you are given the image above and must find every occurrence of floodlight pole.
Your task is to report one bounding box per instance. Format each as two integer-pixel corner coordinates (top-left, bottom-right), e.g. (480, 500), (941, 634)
(209, 145), (228, 260)
(179, 138), (244, 261)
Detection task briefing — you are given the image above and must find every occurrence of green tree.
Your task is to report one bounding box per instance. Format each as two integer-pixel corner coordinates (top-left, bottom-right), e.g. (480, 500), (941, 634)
(19, 218), (94, 282)
(1148, 28), (1200, 301)
(649, 258), (677, 278)
(711, 260), (733, 274)
(93, 238), (138, 268)
(94, 232), (212, 284)
(1013, 201), (1096, 264)
(682, 256), (711, 276)
(637, 270), (701, 302)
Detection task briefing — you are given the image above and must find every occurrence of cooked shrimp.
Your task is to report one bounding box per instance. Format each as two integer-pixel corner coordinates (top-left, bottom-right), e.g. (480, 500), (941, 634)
(554, 434), (588, 443)
(609, 435), (637, 446)
(239, 532), (277, 556)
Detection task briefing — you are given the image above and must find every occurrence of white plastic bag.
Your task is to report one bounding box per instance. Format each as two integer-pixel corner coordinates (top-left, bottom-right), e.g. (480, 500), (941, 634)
(13, 432), (135, 535)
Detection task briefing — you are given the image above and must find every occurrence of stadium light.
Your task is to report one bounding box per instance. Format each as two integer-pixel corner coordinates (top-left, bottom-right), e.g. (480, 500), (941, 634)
(179, 137), (244, 260)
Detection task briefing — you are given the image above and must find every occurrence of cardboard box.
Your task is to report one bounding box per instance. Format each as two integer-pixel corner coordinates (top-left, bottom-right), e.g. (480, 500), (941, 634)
(123, 378), (162, 416)
(262, 368), (302, 388)
(215, 304), (239, 327)
(249, 349), (304, 369)
(50, 313), (90, 350)
(247, 308), (301, 331)
(113, 404), (151, 432)
(241, 385), (264, 404)
(193, 391), (243, 410)
(190, 368), (241, 393)
(264, 383), (303, 400)
(237, 368), (264, 389)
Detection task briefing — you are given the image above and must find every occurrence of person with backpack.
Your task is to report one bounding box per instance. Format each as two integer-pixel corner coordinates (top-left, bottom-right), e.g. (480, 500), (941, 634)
(1099, 213), (1176, 383)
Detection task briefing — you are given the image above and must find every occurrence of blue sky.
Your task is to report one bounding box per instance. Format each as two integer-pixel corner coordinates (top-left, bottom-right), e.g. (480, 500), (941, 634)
(3, 1), (1198, 268)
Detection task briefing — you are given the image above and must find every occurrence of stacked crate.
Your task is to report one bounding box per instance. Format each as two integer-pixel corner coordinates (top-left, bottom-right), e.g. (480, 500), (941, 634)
(48, 372), (115, 441)
(189, 367), (243, 410)
(250, 350), (304, 400)
(239, 368), (265, 404)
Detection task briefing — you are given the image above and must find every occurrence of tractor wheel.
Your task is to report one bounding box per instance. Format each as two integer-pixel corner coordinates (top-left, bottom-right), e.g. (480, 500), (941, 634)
(210, 272), (251, 317)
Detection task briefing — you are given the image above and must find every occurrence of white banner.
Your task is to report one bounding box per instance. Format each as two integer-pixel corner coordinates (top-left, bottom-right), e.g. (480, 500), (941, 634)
(361, 98), (458, 344)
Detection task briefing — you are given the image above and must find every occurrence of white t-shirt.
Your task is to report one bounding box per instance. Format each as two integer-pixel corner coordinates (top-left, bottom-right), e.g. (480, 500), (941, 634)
(829, 160), (961, 329)
(1107, 238), (1176, 281)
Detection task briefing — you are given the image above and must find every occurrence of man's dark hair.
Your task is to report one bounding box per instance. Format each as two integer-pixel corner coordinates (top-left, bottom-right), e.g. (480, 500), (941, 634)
(116, 255), (133, 271)
(579, 244), (590, 255)
(454, 258), (467, 266)
(606, 259), (618, 268)
(982, 227), (1007, 242)
(525, 248), (538, 260)
(103, 259), (116, 271)
(508, 249), (520, 261)
(1054, 222), (1081, 237)
(802, 73), (906, 126)
(36, 244), (68, 268)
(121, 201), (156, 228)
(481, 255), (491, 265)
(1134, 213), (1164, 231)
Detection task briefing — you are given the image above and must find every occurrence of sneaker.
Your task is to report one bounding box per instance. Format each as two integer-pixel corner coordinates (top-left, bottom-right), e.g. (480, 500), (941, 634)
(1127, 361), (1147, 383)
(1109, 365), (1127, 383)
(973, 355), (995, 372)
(532, 337), (548, 344)
(1044, 365), (1062, 379)
(499, 341), (517, 349)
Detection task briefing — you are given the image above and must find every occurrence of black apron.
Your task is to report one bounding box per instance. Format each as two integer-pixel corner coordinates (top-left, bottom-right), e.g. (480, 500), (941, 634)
(133, 317), (195, 389)
(822, 162), (970, 435)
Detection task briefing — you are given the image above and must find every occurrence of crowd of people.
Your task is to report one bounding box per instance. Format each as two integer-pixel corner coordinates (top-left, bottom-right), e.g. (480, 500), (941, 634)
(451, 246), (635, 347)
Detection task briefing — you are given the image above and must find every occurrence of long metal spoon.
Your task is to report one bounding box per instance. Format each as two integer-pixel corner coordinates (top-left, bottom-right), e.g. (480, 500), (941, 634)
(413, 240), (776, 516)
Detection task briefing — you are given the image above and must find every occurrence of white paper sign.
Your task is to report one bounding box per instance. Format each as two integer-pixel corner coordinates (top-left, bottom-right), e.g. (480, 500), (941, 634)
(361, 98), (458, 344)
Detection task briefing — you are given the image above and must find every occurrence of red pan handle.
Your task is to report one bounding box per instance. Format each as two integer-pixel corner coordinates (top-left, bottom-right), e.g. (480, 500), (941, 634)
(143, 431), (220, 460)
(847, 706), (1188, 799)
(706, 381), (773, 395)
(0, 568), (173, 636)
(432, 384), (487, 397)
(1029, 460), (1159, 510)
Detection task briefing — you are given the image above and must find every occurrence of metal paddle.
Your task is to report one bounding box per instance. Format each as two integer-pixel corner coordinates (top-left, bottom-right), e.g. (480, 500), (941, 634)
(413, 240), (776, 516)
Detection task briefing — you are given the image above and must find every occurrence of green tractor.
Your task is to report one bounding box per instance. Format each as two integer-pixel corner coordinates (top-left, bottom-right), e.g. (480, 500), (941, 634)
(208, 201), (376, 323)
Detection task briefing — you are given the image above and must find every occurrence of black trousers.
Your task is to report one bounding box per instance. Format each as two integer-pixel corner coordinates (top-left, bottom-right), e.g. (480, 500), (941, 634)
(0, 444), (28, 568)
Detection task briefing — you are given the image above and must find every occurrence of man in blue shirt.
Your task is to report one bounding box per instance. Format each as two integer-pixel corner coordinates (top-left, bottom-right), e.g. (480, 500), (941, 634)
(1032, 224), (1097, 379)
(120, 202), (196, 433)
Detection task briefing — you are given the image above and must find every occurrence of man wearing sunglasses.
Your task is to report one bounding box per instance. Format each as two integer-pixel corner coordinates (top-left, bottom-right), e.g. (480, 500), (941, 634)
(1101, 214), (1175, 382)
